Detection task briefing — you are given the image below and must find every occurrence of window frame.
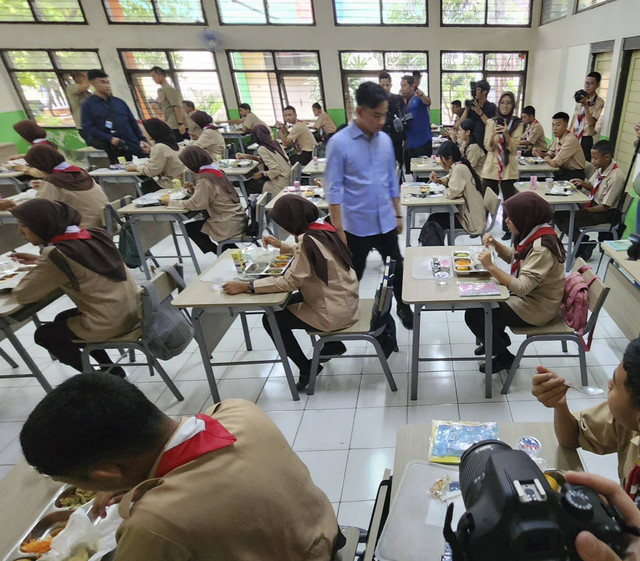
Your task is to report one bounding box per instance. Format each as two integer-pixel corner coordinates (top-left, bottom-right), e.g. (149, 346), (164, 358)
(332, 0), (428, 27)
(0, 0), (87, 24)
(1, 47), (102, 128)
(214, 0), (316, 26)
(117, 48), (229, 121)
(440, 0), (532, 27)
(575, 0), (617, 14)
(227, 49), (327, 123)
(440, 50), (529, 125)
(101, 0), (208, 25)
(539, 0), (570, 25)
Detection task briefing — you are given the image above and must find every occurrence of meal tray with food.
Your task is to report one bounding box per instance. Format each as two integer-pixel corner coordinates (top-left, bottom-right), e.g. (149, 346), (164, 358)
(242, 255), (294, 277)
(451, 250), (490, 276)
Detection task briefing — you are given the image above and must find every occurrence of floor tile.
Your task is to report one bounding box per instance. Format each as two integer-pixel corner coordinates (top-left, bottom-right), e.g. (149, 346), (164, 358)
(455, 370), (506, 403)
(266, 410), (304, 446)
(202, 378), (266, 407)
(306, 376), (361, 410)
(256, 377), (308, 411)
(221, 350), (276, 379)
(293, 409), (355, 451)
(357, 373), (408, 408)
(296, 450), (348, 503)
(459, 402), (512, 422)
(0, 386), (48, 422)
(350, 407), (408, 448)
(341, 448), (395, 501)
(338, 501), (375, 529)
(407, 403), (459, 424)
(408, 372), (457, 406)
(154, 380), (212, 417)
(0, 422), (23, 454)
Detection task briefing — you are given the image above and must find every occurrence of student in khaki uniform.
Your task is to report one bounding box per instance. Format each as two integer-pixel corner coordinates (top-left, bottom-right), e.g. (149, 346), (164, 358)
(570, 72), (606, 162)
(427, 140), (486, 239)
(162, 146), (247, 255)
(311, 102), (337, 140)
(126, 118), (187, 190)
(65, 71), (91, 141)
(465, 192), (566, 374)
(532, 337), (640, 496)
(20, 375), (343, 561)
(189, 111), (225, 160)
(534, 112), (586, 181)
(10, 199), (140, 377)
(151, 66), (186, 142)
(519, 106), (547, 156)
(456, 118), (485, 176)
(182, 100), (198, 135)
(12, 119), (57, 150)
(223, 195), (359, 391)
(238, 103), (267, 132)
(0, 145), (108, 230)
(276, 105), (317, 166)
(554, 140), (625, 260)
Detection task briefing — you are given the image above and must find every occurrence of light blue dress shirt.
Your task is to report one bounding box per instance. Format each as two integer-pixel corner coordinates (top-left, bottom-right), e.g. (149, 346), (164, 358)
(325, 122), (400, 237)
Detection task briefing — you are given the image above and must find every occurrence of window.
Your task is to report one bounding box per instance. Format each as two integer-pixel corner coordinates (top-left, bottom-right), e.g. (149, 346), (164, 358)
(0, 0), (85, 23)
(120, 50), (227, 122)
(440, 51), (527, 125)
(102, 0), (206, 24)
(215, 0), (314, 24)
(334, 0), (427, 25)
(1, 49), (101, 127)
(229, 51), (324, 124)
(441, 0), (531, 26)
(339, 51), (428, 119)
(577, 0), (616, 11)
(592, 51), (613, 104)
(540, 0), (569, 24)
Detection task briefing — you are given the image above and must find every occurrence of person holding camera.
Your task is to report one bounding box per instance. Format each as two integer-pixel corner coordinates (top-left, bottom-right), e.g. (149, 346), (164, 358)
(570, 72), (606, 162)
(519, 105), (547, 157)
(459, 79), (497, 152)
(534, 112), (586, 181)
(399, 74), (432, 174)
(379, 71), (404, 167)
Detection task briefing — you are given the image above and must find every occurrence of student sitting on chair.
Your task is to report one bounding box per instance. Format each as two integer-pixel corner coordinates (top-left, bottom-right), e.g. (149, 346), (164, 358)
(276, 106), (317, 166)
(464, 192), (566, 374)
(222, 195), (359, 392)
(162, 146), (246, 255)
(0, 145), (109, 230)
(554, 140), (625, 261)
(12, 119), (57, 150)
(533, 112), (586, 181)
(20, 375), (343, 561)
(10, 199), (140, 378)
(532, 337), (640, 496)
(456, 119), (485, 176)
(518, 105), (547, 157)
(189, 111), (225, 161)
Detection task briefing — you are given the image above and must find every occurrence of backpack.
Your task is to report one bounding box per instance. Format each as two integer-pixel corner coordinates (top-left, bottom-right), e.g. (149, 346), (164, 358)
(418, 220), (446, 247)
(561, 265), (598, 350)
(118, 221), (142, 269)
(245, 193), (259, 238)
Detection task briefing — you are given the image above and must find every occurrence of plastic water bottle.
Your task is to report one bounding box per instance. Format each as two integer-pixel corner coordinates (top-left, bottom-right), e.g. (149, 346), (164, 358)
(294, 180), (301, 194)
(530, 175), (537, 190)
(431, 155), (437, 165)
(313, 156), (318, 167)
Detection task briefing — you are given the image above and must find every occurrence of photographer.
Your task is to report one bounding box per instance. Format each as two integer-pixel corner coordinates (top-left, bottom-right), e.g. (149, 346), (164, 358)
(570, 72), (606, 162)
(399, 74), (432, 174)
(379, 71), (404, 166)
(460, 79), (497, 152)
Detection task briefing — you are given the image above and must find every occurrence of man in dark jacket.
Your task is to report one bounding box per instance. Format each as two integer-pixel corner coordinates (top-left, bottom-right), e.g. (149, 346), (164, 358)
(379, 72), (404, 168)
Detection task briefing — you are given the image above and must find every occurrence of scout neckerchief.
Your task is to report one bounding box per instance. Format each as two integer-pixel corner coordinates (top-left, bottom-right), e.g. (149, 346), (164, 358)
(32, 137), (48, 145)
(625, 459), (640, 505)
(585, 162), (618, 209)
(525, 120), (540, 141)
(50, 225), (91, 243)
(510, 223), (557, 276)
(305, 219), (336, 233)
(573, 95), (597, 140)
(497, 127), (506, 185)
(154, 414), (236, 478)
(52, 161), (85, 174)
(198, 163), (222, 178)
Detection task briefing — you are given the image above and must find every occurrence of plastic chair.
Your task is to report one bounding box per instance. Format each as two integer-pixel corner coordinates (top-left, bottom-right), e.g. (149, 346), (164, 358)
(216, 192), (269, 255)
(289, 161), (302, 184)
(447, 187), (500, 243)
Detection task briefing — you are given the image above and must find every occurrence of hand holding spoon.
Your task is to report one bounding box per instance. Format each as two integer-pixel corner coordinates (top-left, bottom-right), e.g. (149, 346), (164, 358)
(563, 381), (604, 396)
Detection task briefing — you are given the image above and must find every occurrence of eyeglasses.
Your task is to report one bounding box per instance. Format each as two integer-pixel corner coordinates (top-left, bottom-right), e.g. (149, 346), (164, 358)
(584, 81), (597, 86)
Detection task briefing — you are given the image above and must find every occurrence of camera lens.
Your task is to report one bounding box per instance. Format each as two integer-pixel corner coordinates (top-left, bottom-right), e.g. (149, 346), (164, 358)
(459, 440), (511, 508)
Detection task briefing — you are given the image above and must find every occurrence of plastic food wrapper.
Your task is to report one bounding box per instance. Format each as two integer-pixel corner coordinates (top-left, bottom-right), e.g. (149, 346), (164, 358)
(40, 505), (122, 561)
(428, 420), (499, 464)
(241, 247), (279, 266)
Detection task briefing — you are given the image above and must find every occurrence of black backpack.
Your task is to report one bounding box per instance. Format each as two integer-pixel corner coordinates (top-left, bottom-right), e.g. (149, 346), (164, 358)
(245, 194), (259, 237)
(418, 220), (446, 246)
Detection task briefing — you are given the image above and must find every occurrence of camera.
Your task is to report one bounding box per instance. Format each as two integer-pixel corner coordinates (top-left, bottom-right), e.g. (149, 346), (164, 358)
(443, 440), (633, 561)
(393, 111), (413, 133)
(574, 89), (588, 103)
(465, 81), (478, 109)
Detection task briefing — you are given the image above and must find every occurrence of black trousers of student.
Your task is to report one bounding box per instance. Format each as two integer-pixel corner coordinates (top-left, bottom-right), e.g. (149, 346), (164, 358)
(464, 303), (532, 358)
(553, 168), (586, 181)
(345, 229), (408, 311)
(34, 309), (117, 372)
(483, 178), (516, 231)
(427, 213), (464, 242)
(554, 209), (616, 242)
(580, 135), (594, 162)
(290, 151), (313, 166)
(404, 141), (433, 174)
(185, 220), (218, 254)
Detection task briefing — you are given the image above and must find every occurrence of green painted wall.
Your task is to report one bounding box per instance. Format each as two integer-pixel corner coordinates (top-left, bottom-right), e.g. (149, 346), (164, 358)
(327, 108), (346, 126)
(228, 108), (240, 120)
(430, 108), (441, 126)
(0, 110), (30, 154)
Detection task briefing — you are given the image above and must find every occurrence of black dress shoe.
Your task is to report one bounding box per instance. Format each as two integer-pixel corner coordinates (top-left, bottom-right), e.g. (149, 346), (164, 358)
(501, 232), (512, 241)
(576, 241), (597, 261)
(319, 341), (347, 363)
(296, 365), (323, 392)
(479, 353), (515, 374)
(397, 305), (414, 330)
(473, 334), (511, 356)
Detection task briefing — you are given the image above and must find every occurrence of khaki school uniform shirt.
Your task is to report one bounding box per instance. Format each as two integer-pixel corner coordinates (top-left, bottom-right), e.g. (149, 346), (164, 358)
(193, 128), (225, 160)
(66, 83), (91, 129)
(482, 118), (524, 181)
(289, 121), (317, 153)
(168, 173), (247, 241)
(159, 82), (182, 130)
(140, 143), (188, 190)
(36, 179), (109, 230)
(548, 131), (586, 171)
(586, 160), (625, 208)
(114, 399), (339, 561)
(440, 162), (486, 235)
(257, 145), (291, 196)
(255, 234), (359, 332)
(503, 238), (565, 325)
(523, 120), (547, 151)
(13, 247), (140, 341)
(313, 112), (337, 135)
(573, 401), (640, 488)
(184, 112), (199, 135)
(461, 141), (486, 177)
(242, 112), (266, 131)
(570, 94), (605, 138)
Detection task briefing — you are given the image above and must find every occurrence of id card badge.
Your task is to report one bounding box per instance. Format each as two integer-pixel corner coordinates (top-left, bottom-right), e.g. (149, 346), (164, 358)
(105, 120), (113, 130)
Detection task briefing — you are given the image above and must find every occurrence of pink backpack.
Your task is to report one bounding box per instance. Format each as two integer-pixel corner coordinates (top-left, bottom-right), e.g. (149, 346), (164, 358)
(562, 265), (598, 350)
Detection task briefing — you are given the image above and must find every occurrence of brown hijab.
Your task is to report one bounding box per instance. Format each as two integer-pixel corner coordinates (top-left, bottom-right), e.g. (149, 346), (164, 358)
(270, 195), (353, 285)
(190, 111), (213, 130)
(10, 199), (126, 289)
(25, 145), (94, 191)
(142, 118), (179, 151)
(252, 124), (289, 162)
(13, 120), (52, 144)
(179, 146), (240, 204)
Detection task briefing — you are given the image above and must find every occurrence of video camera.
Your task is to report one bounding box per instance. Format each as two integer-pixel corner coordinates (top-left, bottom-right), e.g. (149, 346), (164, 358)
(443, 440), (637, 561)
(393, 111), (413, 133)
(574, 89), (588, 103)
(464, 81), (478, 109)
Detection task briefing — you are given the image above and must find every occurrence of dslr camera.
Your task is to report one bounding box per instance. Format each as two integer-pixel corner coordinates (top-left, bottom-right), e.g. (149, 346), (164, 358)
(574, 89), (588, 103)
(393, 111), (413, 133)
(464, 81), (478, 109)
(443, 440), (636, 561)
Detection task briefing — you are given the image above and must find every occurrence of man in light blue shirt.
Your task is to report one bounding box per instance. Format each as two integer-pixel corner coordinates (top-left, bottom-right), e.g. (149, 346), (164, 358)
(325, 82), (414, 330)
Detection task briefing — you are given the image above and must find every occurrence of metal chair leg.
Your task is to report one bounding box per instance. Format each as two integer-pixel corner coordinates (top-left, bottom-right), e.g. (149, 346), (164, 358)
(577, 338), (588, 386)
(240, 312), (253, 351)
(150, 355), (184, 401)
(369, 337), (397, 392)
(307, 339), (324, 395)
(561, 340), (568, 353)
(0, 346), (18, 368)
(501, 338), (535, 394)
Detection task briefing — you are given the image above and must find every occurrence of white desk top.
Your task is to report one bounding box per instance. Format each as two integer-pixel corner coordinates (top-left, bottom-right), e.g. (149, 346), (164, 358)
(301, 160), (327, 175)
(514, 182), (591, 205)
(602, 243), (640, 284)
(400, 184), (464, 208)
(89, 168), (142, 178)
(265, 190), (328, 211)
(220, 160), (259, 176)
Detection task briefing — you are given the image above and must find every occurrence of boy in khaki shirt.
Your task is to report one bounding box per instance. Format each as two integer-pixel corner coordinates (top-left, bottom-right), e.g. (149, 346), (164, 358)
(277, 105), (317, 166)
(518, 105), (547, 156)
(238, 103), (267, 132)
(532, 337), (640, 500)
(65, 71), (91, 140)
(151, 66), (186, 142)
(533, 111), (585, 181)
(570, 72), (606, 162)
(311, 102), (337, 139)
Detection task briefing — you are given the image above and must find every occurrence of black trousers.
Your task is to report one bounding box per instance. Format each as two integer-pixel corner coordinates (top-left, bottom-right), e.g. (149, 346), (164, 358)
(345, 229), (408, 311)
(554, 209), (616, 242)
(427, 213), (464, 243)
(464, 303), (532, 358)
(34, 309), (118, 372)
(404, 141), (433, 174)
(185, 219), (218, 254)
(290, 151), (313, 166)
(483, 178), (516, 231)
(553, 168), (586, 181)
(580, 135), (594, 162)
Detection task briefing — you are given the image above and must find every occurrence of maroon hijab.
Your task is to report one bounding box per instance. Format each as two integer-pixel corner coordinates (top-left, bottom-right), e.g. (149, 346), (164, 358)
(190, 111), (213, 130)
(25, 145), (93, 191)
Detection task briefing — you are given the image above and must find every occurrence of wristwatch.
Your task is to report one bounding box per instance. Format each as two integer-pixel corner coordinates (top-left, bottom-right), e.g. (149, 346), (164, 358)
(248, 280), (255, 293)
(178, 122), (183, 126)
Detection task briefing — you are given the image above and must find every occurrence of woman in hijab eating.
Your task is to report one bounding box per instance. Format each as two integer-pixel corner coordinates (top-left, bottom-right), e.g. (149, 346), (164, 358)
(464, 191), (566, 374)
(0, 145), (108, 230)
(190, 111), (226, 161)
(162, 145), (247, 254)
(222, 195), (359, 391)
(10, 199), (140, 377)
(12, 119), (57, 149)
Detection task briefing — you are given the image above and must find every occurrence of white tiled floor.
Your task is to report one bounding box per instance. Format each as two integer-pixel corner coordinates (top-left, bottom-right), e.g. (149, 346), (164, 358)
(0, 199), (623, 529)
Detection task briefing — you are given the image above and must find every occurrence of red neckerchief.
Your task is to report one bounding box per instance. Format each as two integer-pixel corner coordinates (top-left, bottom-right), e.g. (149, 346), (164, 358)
(305, 222), (336, 233)
(50, 229), (91, 243)
(155, 414), (236, 478)
(625, 462), (640, 502)
(202, 124), (213, 130)
(511, 226), (557, 276)
(497, 133), (505, 184)
(200, 169), (222, 177)
(52, 165), (84, 174)
(585, 163), (618, 208)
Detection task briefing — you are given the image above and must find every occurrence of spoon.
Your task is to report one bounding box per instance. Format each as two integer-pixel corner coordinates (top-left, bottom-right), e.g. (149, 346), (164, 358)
(563, 381), (604, 396)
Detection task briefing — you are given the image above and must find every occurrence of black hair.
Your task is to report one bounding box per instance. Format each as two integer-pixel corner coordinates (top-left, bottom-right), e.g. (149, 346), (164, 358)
(355, 81), (388, 109)
(20, 374), (169, 477)
(182, 100), (195, 110)
(623, 338), (640, 410)
(70, 71), (85, 81)
(437, 140), (483, 194)
(522, 105), (536, 117)
(401, 75), (415, 87)
(283, 105), (296, 114)
(553, 111), (570, 123)
(412, 71), (422, 78)
(587, 71), (602, 84)
(451, 100), (462, 109)
(592, 140), (613, 158)
(238, 103), (251, 112)
(459, 118), (479, 146)
(312, 102), (322, 110)
(378, 71), (391, 81)
(150, 66), (166, 76)
(87, 69), (107, 81)
(476, 79), (490, 93)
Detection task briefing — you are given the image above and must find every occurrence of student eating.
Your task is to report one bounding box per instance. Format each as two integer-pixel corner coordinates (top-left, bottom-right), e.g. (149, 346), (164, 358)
(533, 112), (586, 181)
(12, 119), (57, 150)
(189, 110), (226, 161)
